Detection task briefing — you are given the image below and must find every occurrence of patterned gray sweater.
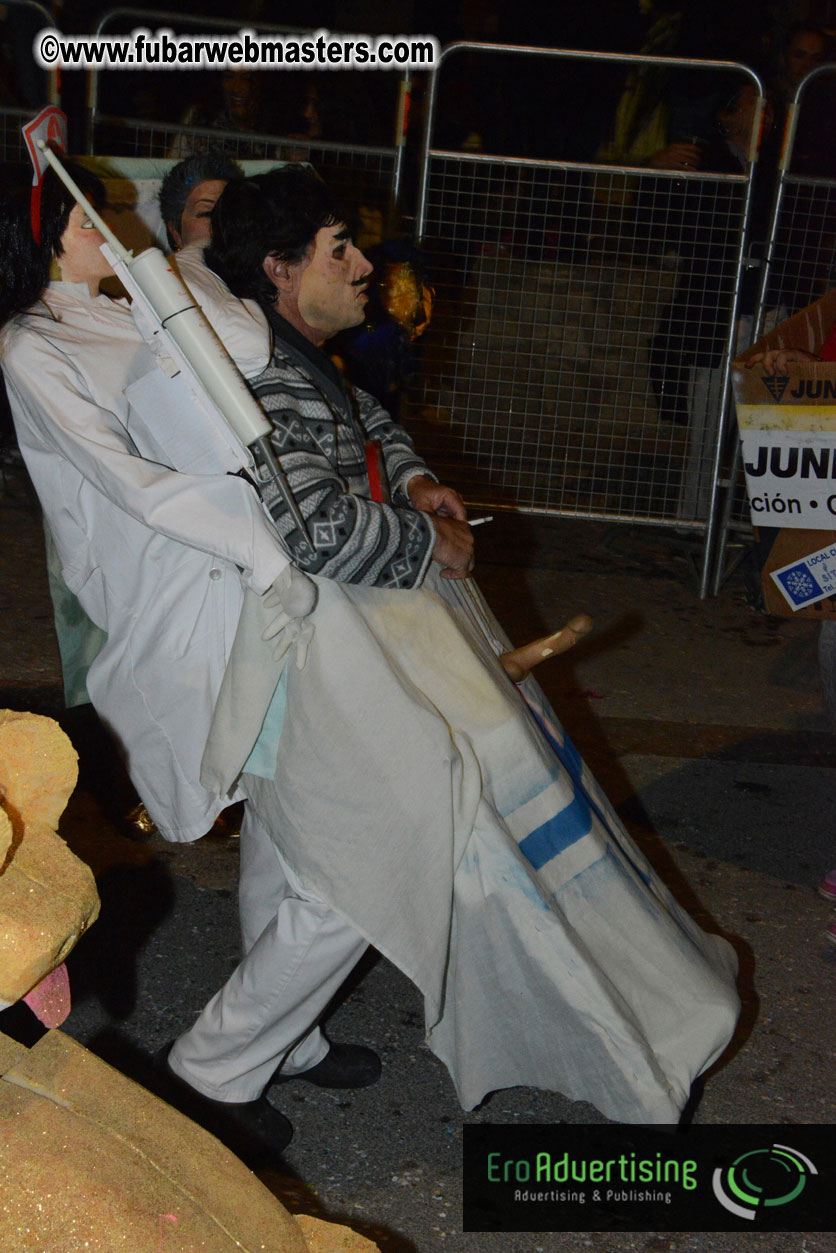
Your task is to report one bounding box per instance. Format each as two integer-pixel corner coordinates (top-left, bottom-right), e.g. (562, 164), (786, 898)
(251, 316), (436, 588)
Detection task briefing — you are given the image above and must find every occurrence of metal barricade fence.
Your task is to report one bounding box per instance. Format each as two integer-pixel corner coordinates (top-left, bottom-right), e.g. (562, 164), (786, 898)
(0, 106), (38, 164)
(413, 44), (762, 595)
(87, 9), (409, 209)
(0, 0), (59, 162)
(86, 116), (399, 213)
(713, 63), (836, 592)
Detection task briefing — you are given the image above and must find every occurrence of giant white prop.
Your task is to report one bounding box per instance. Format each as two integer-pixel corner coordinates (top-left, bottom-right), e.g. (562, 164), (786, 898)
(36, 134), (311, 545)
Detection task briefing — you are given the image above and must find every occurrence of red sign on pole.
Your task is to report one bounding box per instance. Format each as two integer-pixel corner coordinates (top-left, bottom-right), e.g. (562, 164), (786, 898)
(21, 106), (68, 244)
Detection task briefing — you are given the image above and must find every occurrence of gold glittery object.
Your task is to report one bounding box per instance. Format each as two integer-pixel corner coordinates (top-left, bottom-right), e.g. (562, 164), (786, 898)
(125, 801), (157, 836)
(382, 262), (421, 329)
(296, 1214), (381, 1251)
(0, 1031), (380, 1250)
(0, 1032), (307, 1250)
(380, 263), (433, 339)
(0, 714), (380, 1250)
(0, 711), (98, 1009)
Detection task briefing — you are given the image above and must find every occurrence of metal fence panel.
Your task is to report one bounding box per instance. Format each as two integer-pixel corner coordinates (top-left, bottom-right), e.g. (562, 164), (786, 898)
(720, 178), (836, 541)
(764, 176), (836, 313)
(0, 0), (59, 161)
(413, 153), (749, 528)
(413, 44), (761, 598)
(87, 116), (398, 211)
(87, 9), (409, 207)
(714, 64), (836, 588)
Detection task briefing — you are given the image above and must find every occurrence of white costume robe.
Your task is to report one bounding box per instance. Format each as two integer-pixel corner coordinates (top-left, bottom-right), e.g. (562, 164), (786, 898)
(211, 328), (741, 1124)
(1, 282), (288, 840)
(240, 567), (739, 1123)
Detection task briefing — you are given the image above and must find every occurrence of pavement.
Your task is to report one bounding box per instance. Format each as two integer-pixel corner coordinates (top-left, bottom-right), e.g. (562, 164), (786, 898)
(1, 465), (835, 1253)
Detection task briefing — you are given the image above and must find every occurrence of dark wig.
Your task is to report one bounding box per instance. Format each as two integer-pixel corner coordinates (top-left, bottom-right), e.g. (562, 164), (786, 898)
(205, 165), (341, 308)
(158, 151), (242, 251)
(0, 162), (107, 329)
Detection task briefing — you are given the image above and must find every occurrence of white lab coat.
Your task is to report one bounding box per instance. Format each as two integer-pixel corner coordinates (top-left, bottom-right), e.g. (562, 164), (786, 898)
(171, 241), (270, 381)
(1, 282), (288, 840)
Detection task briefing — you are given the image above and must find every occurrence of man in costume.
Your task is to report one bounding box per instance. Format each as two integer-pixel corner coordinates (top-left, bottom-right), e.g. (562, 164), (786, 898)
(160, 170), (476, 1148)
(154, 169), (473, 1152)
(191, 165), (740, 1130)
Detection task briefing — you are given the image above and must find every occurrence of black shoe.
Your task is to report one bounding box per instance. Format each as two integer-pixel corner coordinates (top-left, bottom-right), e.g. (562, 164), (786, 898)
(153, 1044), (293, 1166)
(270, 1042), (381, 1090)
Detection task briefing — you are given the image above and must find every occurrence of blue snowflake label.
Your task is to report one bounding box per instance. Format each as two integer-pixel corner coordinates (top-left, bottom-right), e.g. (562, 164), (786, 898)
(771, 544), (836, 610)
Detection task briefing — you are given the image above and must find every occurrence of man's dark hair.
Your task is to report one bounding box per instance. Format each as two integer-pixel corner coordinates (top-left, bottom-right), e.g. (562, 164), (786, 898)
(206, 165), (341, 307)
(159, 152), (242, 250)
(0, 162), (106, 329)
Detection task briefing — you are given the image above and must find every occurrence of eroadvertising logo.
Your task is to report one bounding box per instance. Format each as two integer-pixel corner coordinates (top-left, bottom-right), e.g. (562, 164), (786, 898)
(463, 1125), (835, 1232)
(712, 1143), (817, 1220)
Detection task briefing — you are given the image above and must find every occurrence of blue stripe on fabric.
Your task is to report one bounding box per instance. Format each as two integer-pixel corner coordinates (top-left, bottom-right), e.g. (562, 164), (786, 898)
(519, 703), (651, 887)
(519, 789), (592, 870)
(535, 714), (582, 785)
(558, 730), (583, 780)
(532, 712), (609, 829)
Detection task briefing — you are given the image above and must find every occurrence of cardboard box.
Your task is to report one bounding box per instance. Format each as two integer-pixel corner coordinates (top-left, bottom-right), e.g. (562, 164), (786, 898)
(732, 289), (836, 618)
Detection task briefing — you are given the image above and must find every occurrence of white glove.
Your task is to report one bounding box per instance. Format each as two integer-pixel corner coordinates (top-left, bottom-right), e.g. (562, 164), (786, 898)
(264, 565), (317, 618)
(261, 566), (317, 668)
(261, 612), (314, 669)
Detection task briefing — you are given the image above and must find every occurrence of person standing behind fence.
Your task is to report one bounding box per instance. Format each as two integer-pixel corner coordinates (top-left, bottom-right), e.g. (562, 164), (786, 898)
(777, 23), (836, 178)
(648, 81), (780, 426)
(769, 24), (836, 312)
(168, 71), (279, 158)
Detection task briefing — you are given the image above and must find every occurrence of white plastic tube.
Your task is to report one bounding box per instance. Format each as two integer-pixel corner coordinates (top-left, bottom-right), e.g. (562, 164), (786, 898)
(126, 248), (272, 447)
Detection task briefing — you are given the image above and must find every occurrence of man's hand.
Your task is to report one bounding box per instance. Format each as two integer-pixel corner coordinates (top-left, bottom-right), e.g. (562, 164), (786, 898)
(431, 515), (474, 580)
(406, 474), (473, 578)
(407, 474), (467, 520)
(648, 142), (703, 170)
(746, 347), (819, 375)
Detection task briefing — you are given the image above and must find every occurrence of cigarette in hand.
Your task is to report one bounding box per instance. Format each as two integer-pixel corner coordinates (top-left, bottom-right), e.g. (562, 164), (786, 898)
(468, 516), (493, 527)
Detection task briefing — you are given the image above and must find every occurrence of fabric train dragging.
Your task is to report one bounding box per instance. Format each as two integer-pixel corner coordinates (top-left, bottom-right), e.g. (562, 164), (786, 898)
(244, 568), (740, 1123)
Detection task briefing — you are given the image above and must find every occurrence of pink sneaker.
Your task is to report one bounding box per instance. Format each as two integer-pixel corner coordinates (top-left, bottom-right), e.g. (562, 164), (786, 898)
(817, 870), (836, 901)
(826, 920), (836, 947)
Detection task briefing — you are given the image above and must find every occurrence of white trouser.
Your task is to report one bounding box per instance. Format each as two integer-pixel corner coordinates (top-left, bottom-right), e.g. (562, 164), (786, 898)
(168, 787), (368, 1103)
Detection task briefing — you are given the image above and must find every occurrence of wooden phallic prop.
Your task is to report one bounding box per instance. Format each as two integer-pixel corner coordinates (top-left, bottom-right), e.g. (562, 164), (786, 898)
(498, 613), (593, 683)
